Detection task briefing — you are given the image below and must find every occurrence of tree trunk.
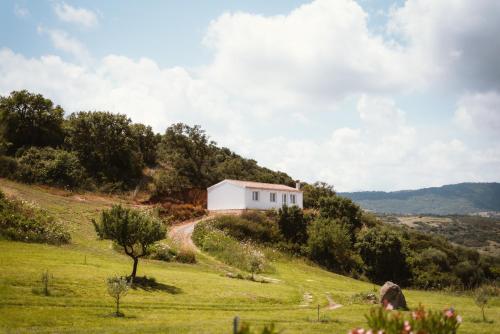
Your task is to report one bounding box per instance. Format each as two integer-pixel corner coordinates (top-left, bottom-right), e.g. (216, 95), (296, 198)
(116, 296), (120, 316)
(131, 257), (139, 281)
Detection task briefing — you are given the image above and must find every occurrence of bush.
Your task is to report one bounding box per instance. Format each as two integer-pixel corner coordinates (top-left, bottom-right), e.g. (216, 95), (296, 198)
(0, 191), (70, 244)
(351, 305), (461, 334)
(357, 227), (411, 286)
(175, 248), (197, 264)
(210, 214), (280, 244)
(277, 205), (308, 244)
(307, 218), (359, 274)
(156, 203), (206, 224)
(148, 243), (177, 262)
(0, 155), (18, 178)
(193, 220), (269, 273)
(15, 147), (89, 188)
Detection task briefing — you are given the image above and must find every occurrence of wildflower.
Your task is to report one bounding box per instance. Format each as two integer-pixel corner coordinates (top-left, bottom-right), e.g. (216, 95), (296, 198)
(456, 315), (462, 323)
(403, 320), (411, 332)
(444, 308), (454, 318)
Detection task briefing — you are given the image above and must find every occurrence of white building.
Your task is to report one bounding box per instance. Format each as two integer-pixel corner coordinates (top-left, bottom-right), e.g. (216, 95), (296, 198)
(207, 179), (303, 211)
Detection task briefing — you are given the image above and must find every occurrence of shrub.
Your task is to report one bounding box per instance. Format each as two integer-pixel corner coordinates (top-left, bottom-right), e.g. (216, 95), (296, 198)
(307, 218), (359, 274)
(148, 243), (177, 262)
(193, 220), (269, 273)
(210, 214), (280, 244)
(473, 285), (499, 322)
(16, 147), (89, 188)
(0, 155), (18, 178)
(156, 203), (206, 224)
(175, 248), (197, 264)
(277, 205), (308, 244)
(351, 305), (461, 334)
(357, 227), (411, 286)
(106, 276), (130, 317)
(0, 191), (70, 244)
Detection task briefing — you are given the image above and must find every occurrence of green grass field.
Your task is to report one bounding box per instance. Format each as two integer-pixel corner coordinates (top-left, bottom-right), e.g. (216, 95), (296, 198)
(0, 179), (498, 333)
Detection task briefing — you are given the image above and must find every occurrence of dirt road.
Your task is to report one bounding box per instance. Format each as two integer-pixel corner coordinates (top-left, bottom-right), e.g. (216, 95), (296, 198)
(168, 218), (207, 250)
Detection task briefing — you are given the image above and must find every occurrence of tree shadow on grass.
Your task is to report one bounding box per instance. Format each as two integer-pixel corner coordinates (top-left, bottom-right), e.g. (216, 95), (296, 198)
(130, 276), (182, 294)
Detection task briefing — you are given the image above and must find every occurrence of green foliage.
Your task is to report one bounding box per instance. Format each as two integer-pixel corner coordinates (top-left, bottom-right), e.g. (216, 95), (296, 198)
(353, 305), (461, 334)
(302, 181), (335, 209)
(277, 205), (308, 244)
(357, 227), (410, 286)
(156, 203), (206, 224)
(318, 196), (363, 238)
(92, 205), (166, 279)
(0, 155), (18, 178)
(236, 322), (280, 334)
(307, 218), (359, 274)
(0, 190), (70, 244)
(193, 220), (269, 274)
(65, 111), (143, 186)
(175, 248), (197, 264)
(0, 90), (65, 155)
(106, 276), (130, 317)
(130, 123), (160, 166)
(209, 213), (280, 244)
(157, 123), (215, 189)
(15, 147), (89, 188)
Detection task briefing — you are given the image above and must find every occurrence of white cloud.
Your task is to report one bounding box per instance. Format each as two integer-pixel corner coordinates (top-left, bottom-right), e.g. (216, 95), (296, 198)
(202, 0), (422, 113)
(2, 0), (500, 191)
(14, 4), (30, 18)
(389, 0), (500, 91)
(53, 2), (98, 28)
(37, 27), (90, 63)
(454, 91), (500, 137)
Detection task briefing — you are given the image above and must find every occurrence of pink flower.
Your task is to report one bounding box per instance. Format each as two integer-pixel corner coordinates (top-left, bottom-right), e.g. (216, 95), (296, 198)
(385, 303), (394, 310)
(445, 309), (454, 318)
(349, 329), (365, 334)
(404, 320), (411, 332)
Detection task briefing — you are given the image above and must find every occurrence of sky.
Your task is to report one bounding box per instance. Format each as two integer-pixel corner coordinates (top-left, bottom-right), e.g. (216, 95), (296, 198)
(1, 0), (499, 192)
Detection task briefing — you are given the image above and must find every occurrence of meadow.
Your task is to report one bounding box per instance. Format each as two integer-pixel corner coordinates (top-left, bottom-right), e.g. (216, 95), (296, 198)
(0, 179), (498, 334)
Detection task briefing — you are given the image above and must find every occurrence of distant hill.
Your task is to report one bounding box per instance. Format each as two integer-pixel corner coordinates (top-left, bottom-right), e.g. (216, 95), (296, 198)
(340, 182), (500, 215)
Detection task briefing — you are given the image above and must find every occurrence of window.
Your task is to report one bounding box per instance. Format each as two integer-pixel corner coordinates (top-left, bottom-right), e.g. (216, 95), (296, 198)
(270, 193), (276, 202)
(252, 191), (259, 201)
(290, 194), (296, 204)
(282, 193), (287, 204)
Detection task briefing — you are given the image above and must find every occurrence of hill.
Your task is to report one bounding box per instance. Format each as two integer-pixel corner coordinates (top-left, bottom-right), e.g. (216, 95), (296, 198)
(341, 182), (500, 215)
(1, 178), (498, 333)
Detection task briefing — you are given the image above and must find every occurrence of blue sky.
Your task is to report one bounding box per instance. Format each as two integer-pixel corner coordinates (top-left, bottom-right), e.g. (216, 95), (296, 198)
(1, 0), (499, 191)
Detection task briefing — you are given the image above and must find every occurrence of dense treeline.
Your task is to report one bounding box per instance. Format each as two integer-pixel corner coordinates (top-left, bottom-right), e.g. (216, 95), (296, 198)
(0, 90), (293, 196)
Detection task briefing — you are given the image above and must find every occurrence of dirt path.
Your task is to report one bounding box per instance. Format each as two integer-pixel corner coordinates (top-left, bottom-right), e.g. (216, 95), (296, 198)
(168, 217), (208, 250)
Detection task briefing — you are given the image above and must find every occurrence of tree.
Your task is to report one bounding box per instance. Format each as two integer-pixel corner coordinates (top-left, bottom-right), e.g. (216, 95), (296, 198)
(0, 90), (65, 155)
(302, 182), (336, 209)
(474, 286), (492, 322)
(107, 276), (129, 317)
(130, 123), (160, 166)
(357, 227), (411, 285)
(277, 205), (308, 244)
(246, 246), (265, 280)
(157, 123), (216, 189)
(93, 205), (166, 280)
(318, 196), (363, 238)
(307, 218), (355, 273)
(65, 111), (143, 185)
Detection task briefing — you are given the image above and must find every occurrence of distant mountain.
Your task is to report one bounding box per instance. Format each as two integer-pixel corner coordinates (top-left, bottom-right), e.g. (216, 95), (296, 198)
(340, 182), (500, 215)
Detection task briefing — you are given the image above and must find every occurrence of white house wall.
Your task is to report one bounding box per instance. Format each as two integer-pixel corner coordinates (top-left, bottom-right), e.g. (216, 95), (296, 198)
(244, 188), (303, 210)
(207, 182), (245, 210)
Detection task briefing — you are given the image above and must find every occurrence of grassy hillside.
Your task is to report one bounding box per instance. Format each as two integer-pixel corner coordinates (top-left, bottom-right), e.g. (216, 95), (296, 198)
(341, 183), (500, 215)
(0, 179), (498, 333)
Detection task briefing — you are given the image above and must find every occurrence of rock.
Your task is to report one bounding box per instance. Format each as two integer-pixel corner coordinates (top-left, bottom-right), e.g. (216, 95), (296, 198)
(380, 281), (407, 310)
